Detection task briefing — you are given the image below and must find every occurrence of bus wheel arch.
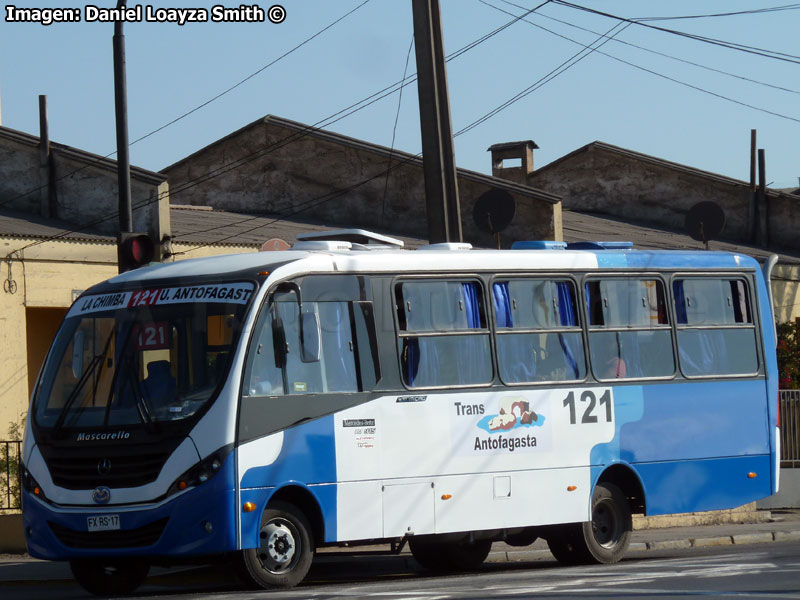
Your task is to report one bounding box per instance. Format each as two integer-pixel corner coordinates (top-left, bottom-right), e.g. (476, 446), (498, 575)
(267, 484), (326, 548)
(547, 466), (641, 566)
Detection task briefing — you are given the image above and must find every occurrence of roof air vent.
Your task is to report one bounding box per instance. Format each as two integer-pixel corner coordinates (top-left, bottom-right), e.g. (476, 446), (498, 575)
(295, 229), (403, 249)
(417, 242), (473, 251)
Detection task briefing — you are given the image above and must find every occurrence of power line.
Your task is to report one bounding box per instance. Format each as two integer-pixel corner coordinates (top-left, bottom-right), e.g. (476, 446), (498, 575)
(551, 0), (800, 65)
(497, 0), (800, 96)
(0, 0), (373, 211)
(473, 0), (800, 128)
(455, 14), (630, 137)
(633, 4), (800, 22)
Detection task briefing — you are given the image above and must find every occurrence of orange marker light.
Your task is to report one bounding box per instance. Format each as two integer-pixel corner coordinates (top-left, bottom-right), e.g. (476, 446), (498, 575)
(243, 502), (257, 513)
(34, 487), (41, 496)
(257, 271), (270, 277)
(567, 485), (577, 492)
(178, 481), (188, 490)
(748, 472), (757, 479)
(441, 494), (452, 500)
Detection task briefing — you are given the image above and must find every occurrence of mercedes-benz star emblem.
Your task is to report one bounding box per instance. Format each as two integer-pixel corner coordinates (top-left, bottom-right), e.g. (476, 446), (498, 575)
(92, 486), (111, 504)
(97, 458), (112, 476)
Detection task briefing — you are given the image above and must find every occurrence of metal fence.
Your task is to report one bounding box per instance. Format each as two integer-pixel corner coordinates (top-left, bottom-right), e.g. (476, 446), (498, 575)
(1, 440), (22, 512)
(780, 390), (800, 468)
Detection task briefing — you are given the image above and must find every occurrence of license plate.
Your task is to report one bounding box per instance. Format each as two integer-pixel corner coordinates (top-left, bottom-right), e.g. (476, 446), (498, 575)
(87, 514), (120, 532)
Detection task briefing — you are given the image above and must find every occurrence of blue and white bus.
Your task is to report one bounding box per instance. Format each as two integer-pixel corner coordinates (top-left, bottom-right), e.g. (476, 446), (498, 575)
(21, 231), (780, 595)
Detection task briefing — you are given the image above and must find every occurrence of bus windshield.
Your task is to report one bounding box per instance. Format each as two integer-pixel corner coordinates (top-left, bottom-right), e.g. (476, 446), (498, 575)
(34, 281), (256, 430)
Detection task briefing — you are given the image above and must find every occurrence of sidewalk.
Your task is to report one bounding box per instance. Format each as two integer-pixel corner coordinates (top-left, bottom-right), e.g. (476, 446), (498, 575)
(2, 510), (799, 584)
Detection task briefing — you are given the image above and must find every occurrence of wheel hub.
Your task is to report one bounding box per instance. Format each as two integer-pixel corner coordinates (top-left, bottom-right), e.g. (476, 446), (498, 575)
(259, 520), (297, 571)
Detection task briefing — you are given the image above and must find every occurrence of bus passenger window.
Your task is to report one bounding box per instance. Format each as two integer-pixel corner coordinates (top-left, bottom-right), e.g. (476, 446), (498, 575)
(586, 279), (674, 380)
(492, 279), (586, 383)
(673, 278), (758, 377)
(396, 280), (492, 388)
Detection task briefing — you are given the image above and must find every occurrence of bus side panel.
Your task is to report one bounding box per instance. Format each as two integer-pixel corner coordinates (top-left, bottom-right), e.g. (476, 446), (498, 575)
(619, 381), (770, 463)
(634, 455), (772, 515)
(590, 380), (771, 515)
(237, 416), (338, 547)
(755, 266), (779, 495)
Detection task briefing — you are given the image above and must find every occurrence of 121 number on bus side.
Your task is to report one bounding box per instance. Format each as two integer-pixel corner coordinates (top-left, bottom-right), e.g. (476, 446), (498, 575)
(563, 390), (612, 425)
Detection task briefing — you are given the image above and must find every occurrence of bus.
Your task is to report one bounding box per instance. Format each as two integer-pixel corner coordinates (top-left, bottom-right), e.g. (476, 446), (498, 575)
(21, 230), (780, 595)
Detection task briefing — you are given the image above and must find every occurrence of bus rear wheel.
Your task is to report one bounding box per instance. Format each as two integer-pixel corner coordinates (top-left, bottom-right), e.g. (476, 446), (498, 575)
(69, 559), (149, 596)
(239, 501), (314, 589)
(409, 536), (492, 571)
(547, 482), (632, 565)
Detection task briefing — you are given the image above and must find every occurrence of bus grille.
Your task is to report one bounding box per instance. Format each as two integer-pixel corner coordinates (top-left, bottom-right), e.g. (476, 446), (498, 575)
(48, 518), (168, 549)
(46, 451), (171, 489)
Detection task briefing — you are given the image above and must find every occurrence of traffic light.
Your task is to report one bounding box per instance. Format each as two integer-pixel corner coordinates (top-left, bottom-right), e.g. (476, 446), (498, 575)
(118, 232), (155, 273)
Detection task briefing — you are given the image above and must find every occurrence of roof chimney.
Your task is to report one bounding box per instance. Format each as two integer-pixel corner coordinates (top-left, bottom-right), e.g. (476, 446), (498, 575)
(488, 140), (538, 186)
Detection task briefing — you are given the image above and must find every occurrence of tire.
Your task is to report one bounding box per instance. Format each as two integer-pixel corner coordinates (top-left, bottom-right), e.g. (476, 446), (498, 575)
(69, 559), (149, 596)
(239, 501), (314, 589)
(546, 482), (632, 565)
(409, 536), (492, 572)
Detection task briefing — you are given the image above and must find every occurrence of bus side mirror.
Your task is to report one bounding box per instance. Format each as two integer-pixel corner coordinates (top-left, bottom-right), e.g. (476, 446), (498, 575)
(300, 311), (321, 363)
(72, 331), (85, 378)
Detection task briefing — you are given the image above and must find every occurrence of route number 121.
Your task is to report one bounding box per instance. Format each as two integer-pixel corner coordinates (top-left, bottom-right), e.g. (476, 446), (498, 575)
(563, 390), (612, 424)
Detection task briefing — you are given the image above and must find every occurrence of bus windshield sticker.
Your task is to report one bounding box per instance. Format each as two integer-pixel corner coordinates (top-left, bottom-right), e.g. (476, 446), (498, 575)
(68, 282), (255, 318)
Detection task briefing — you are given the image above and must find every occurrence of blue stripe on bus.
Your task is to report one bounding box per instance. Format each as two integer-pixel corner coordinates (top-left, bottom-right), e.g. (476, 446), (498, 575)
(240, 415), (338, 545)
(593, 251), (759, 271)
(241, 415), (337, 488)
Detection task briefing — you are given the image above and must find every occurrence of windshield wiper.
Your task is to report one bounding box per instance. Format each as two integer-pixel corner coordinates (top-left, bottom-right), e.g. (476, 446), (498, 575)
(53, 354), (103, 431)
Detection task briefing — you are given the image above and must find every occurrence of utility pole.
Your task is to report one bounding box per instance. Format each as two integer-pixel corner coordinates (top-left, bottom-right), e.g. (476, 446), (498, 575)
(412, 0), (462, 243)
(114, 0), (133, 272)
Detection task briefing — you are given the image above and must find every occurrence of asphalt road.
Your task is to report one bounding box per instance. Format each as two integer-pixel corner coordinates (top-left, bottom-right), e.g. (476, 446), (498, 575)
(3, 542), (799, 599)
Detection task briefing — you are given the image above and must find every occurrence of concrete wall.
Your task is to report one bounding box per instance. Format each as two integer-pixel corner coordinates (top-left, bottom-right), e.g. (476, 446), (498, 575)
(0, 127), (171, 257)
(163, 118), (562, 247)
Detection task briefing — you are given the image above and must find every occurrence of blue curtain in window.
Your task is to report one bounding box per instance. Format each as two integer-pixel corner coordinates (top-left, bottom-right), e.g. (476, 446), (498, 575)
(672, 280), (726, 375)
(492, 282), (536, 382)
(458, 283), (487, 384)
(492, 282), (512, 328)
(556, 282), (580, 378)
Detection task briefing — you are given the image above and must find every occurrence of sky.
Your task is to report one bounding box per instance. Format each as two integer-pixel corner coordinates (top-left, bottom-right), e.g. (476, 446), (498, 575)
(1, 0), (798, 191)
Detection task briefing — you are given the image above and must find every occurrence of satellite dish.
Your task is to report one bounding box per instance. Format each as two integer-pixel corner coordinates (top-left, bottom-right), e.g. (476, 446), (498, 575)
(473, 189), (516, 235)
(685, 201), (726, 247)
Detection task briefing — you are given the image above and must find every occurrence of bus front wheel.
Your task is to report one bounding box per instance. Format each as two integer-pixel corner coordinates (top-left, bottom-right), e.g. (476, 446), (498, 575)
(239, 501), (314, 589)
(547, 482), (631, 565)
(69, 559), (149, 596)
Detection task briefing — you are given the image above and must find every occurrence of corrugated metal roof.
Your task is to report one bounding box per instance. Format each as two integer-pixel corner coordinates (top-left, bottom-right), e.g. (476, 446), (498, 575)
(0, 208), (113, 244)
(562, 210), (800, 264)
(169, 205), (427, 249)
(4, 204), (798, 266)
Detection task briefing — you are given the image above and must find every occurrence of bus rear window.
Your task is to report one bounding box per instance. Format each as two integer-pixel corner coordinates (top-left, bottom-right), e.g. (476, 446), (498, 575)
(673, 278), (758, 377)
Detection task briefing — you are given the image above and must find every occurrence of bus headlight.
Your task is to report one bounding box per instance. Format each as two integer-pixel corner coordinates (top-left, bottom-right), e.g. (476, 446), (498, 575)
(166, 446), (231, 498)
(20, 463), (49, 503)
